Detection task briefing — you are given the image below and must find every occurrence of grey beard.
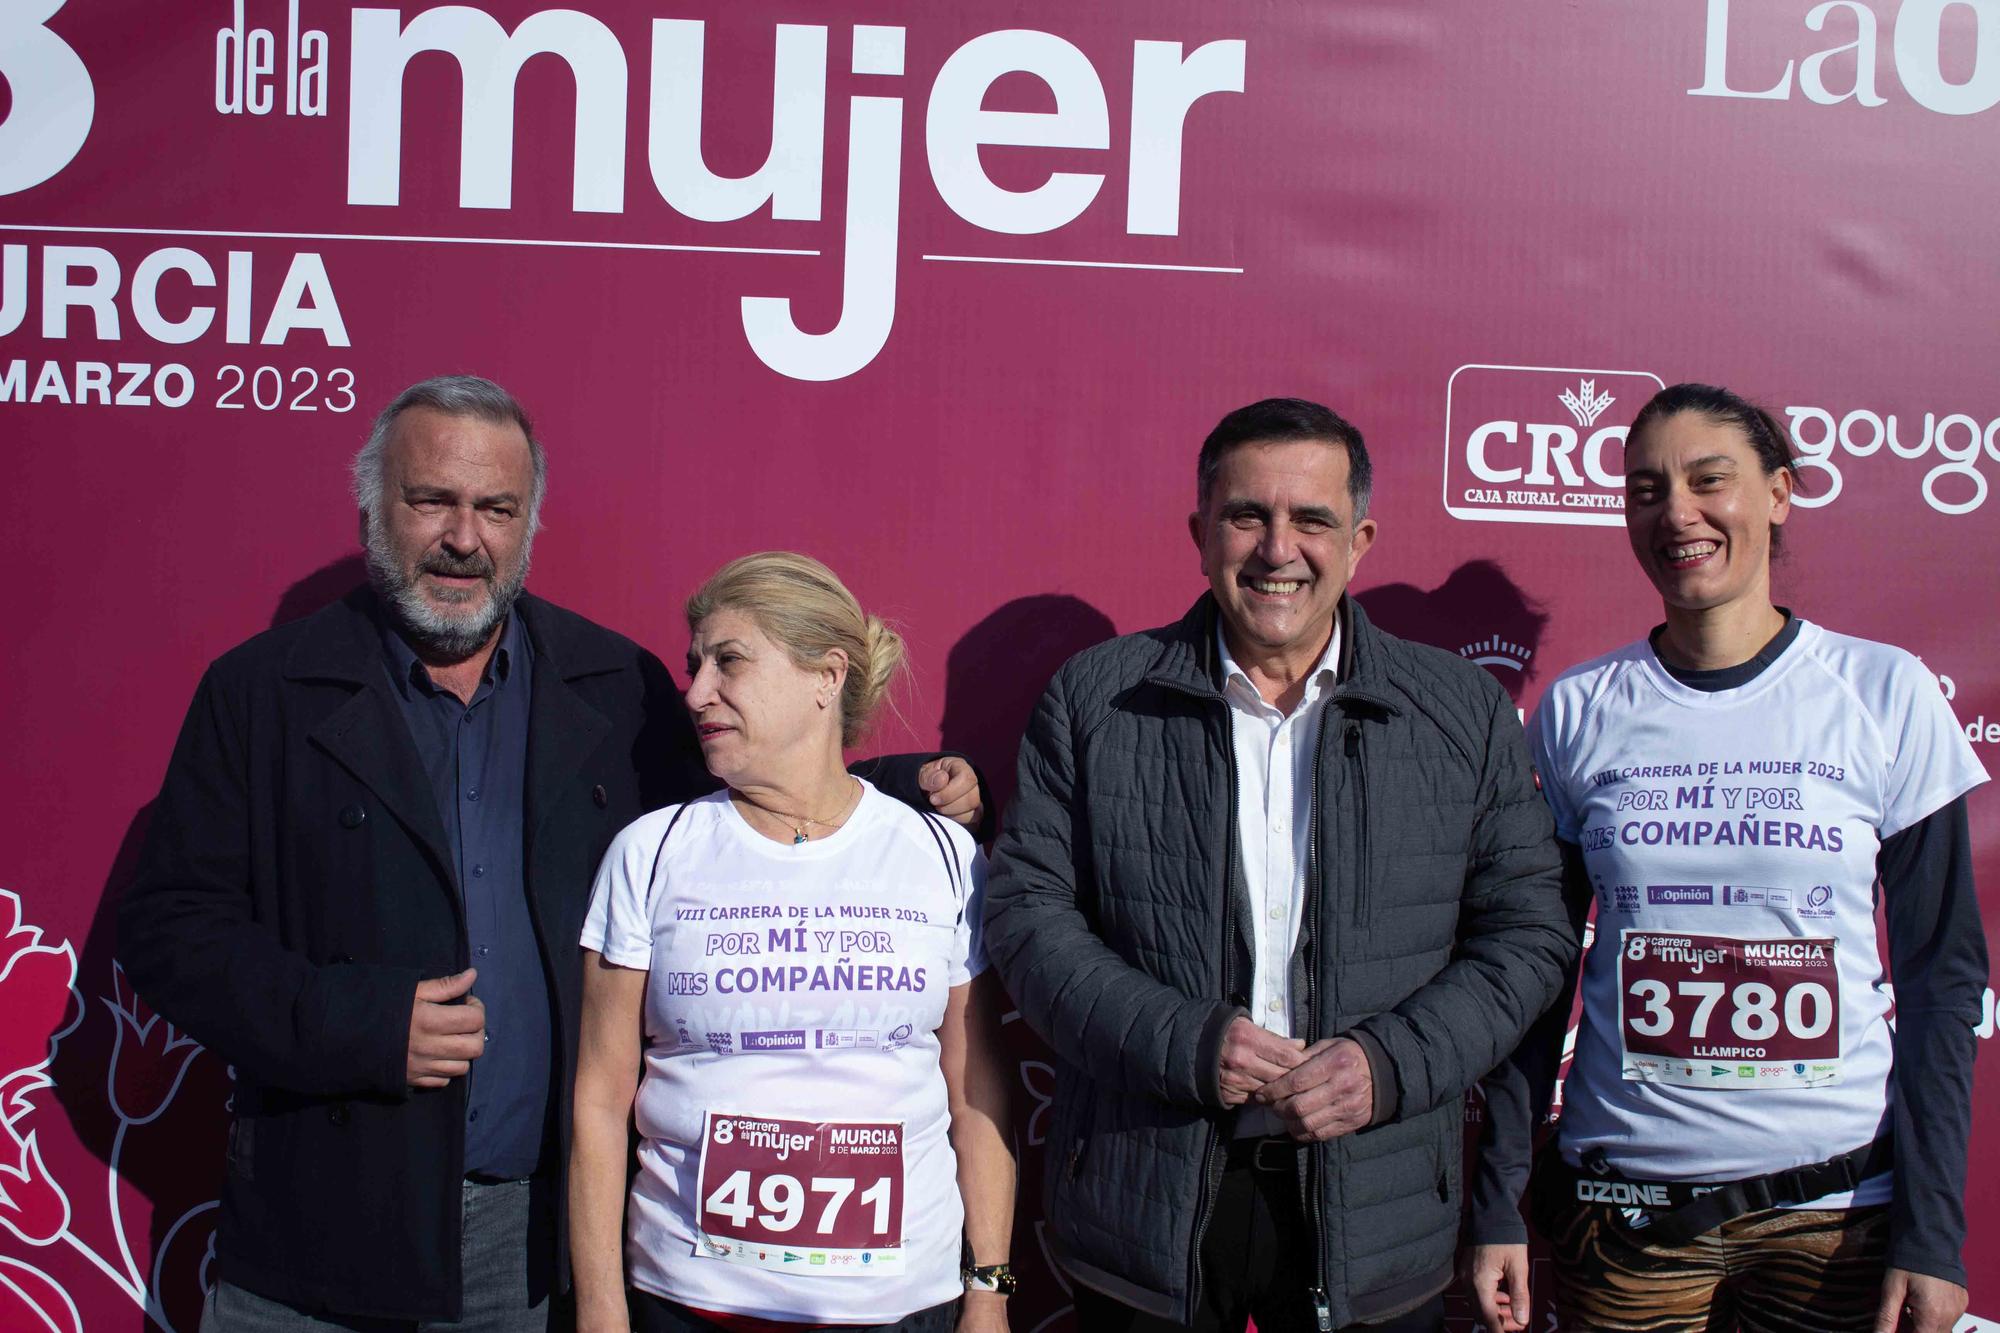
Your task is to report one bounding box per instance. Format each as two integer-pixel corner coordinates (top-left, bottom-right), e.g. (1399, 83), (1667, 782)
(363, 515), (532, 661)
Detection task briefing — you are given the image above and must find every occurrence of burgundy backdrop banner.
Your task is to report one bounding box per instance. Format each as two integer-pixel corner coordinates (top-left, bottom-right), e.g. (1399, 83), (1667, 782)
(3, 1), (1998, 1329)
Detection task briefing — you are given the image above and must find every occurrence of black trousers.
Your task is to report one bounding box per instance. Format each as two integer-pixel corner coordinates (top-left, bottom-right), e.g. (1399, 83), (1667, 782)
(1071, 1142), (1446, 1333)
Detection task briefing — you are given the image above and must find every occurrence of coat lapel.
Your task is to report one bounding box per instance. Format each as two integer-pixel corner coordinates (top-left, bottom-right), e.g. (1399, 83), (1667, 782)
(524, 669), (610, 864)
(308, 686), (458, 886)
(519, 597), (614, 895)
(290, 589), (458, 889)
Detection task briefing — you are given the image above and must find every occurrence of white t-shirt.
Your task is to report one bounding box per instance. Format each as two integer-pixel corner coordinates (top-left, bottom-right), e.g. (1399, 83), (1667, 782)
(1532, 621), (1985, 1207)
(582, 781), (986, 1324)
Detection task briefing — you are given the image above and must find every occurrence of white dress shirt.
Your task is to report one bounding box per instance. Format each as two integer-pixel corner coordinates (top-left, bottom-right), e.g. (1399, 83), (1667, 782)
(1216, 616), (1341, 1135)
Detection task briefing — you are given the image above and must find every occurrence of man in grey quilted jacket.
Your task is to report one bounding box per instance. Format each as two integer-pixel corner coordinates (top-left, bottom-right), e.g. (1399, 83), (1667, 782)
(983, 398), (1577, 1332)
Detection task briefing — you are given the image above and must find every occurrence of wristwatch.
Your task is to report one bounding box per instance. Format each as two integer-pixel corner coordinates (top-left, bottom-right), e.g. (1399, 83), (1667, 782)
(962, 1263), (1018, 1295)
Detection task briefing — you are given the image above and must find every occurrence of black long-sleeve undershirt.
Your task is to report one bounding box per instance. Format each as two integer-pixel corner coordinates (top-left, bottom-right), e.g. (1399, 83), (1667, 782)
(1469, 799), (1987, 1287)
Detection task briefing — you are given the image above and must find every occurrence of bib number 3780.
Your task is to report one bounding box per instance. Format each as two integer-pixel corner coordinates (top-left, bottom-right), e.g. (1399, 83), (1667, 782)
(693, 1113), (905, 1276)
(1618, 930), (1841, 1089)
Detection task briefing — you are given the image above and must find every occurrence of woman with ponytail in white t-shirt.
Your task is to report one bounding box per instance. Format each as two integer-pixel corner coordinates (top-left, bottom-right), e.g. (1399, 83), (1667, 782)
(570, 553), (1016, 1333)
(1465, 385), (1987, 1333)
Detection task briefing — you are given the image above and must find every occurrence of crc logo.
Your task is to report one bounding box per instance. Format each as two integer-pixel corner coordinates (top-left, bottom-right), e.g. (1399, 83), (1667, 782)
(1442, 364), (1665, 527)
(0, 0), (95, 195)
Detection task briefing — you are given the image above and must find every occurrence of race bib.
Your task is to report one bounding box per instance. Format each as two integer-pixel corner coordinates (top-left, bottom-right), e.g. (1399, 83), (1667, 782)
(1618, 930), (1841, 1089)
(693, 1113), (906, 1277)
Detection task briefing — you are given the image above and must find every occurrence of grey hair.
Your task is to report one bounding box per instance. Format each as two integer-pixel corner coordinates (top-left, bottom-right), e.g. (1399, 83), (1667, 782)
(351, 375), (548, 529)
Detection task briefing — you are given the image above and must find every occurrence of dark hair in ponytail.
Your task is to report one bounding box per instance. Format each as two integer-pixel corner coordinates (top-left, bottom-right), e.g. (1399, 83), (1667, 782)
(1628, 383), (1801, 483)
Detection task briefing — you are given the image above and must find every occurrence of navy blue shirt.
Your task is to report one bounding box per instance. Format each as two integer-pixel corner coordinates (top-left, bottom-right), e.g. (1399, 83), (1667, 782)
(383, 614), (551, 1179)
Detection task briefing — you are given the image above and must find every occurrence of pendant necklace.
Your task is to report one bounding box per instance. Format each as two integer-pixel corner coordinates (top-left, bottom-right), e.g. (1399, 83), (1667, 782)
(733, 781), (857, 845)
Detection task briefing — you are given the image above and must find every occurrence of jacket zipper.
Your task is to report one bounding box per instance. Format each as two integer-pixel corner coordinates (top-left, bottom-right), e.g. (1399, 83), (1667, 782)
(1345, 722), (1370, 928)
(1182, 693), (1240, 1323)
(1303, 717), (1333, 1330)
(1312, 720), (1371, 1326)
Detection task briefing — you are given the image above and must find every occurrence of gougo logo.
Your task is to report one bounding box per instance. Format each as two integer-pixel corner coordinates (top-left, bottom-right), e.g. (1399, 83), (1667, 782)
(1441, 364), (1665, 527)
(1783, 403), (1999, 515)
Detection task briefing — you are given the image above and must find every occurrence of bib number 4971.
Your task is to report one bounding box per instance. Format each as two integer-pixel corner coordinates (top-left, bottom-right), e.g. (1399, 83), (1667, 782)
(1618, 930), (1841, 1089)
(703, 1166), (895, 1236)
(694, 1113), (905, 1276)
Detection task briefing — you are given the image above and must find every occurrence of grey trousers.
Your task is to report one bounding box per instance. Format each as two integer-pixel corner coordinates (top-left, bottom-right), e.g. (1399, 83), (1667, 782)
(200, 1178), (554, 1333)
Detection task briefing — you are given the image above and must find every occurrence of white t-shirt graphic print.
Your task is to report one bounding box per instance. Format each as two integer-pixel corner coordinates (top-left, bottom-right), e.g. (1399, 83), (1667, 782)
(1532, 621), (1985, 1206)
(582, 781), (986, 1324)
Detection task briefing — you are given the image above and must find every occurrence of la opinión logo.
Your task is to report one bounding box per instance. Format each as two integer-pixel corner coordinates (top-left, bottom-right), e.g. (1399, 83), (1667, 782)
(1691, 0), (2000, 117)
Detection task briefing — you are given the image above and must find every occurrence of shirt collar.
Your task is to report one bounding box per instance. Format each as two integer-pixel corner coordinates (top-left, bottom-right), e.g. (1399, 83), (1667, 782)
(380, 608), (523, 700)
(1215, 610), (1342, 715)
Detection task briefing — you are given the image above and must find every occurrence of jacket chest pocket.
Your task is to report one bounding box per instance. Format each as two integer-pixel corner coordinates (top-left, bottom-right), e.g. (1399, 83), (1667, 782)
(283, 776), (456, 967)
(1334, 734), (1475, 949)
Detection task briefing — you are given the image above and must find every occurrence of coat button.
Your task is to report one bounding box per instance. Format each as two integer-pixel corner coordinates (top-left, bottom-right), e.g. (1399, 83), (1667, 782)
(339, 804), (367, 829)
(328, 1105), (350, 1126)
(592, 784), (608, 809)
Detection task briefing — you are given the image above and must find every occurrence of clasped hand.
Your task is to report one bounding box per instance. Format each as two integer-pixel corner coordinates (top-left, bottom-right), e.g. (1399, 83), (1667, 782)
(1218, 1016), (1374, 1141)
(407, 968), (486, 1088)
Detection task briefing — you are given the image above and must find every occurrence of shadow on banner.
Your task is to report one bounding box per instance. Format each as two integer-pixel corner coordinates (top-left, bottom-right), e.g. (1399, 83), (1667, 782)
(1356, 560), (1551, 708)
(942, 593), (1118, 1333)
(18, 555), (367, 1333)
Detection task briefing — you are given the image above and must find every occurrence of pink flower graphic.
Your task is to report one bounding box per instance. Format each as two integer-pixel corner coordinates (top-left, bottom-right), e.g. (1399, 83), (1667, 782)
(0, 1255), (82, 1333)
(0, 892), (81, 1124)
(0, 889), (218, 1333)
(103, 965), (203, 1126)
(0, 1129), (69, 1247)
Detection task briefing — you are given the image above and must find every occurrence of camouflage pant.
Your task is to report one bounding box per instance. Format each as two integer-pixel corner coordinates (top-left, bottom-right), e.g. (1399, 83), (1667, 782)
(1539, 1196), (1888, 1332)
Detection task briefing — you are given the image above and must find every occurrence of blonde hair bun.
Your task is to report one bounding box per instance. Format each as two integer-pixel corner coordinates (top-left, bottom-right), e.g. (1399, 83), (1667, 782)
(686, 552), (908, 747)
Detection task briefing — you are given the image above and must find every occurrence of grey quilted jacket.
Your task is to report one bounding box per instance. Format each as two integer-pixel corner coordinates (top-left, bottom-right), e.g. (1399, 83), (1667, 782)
(984, 594), (1575, 1326)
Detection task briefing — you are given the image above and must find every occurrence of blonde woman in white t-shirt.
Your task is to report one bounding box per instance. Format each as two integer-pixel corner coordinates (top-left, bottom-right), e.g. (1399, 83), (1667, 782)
(571, 552), (1017, 1333)
(1463, 385), (1987, 1333)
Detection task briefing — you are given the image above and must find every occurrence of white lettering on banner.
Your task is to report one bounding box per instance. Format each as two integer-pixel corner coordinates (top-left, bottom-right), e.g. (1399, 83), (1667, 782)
(0, 0), (96, 196)
(1691, 0), (2000, 116)
(348, 7), (630, 213)
(216, 0), (330, 116)
(0, 360), (357, 411)
(0, 244), (350, 347)
(926, 30), (1110, 236)
(648, 22), (827, 223)
(0, 359), (196, 407)
(331, 9), (1244, 379)
(1, 8), (1244, 381)
(1963, 717), (2000, 744)
(42, 247), (120, 341)
(1128, 41), (1248, 235)
(740, 74), (902, 381)
(1802, 3), (1887, 106)
(1784, 402), (1999, 514)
